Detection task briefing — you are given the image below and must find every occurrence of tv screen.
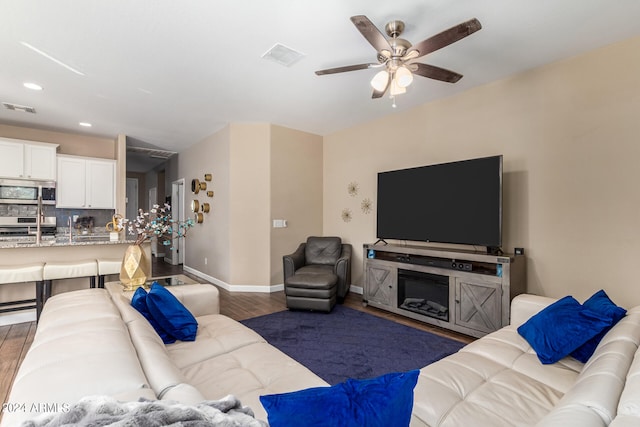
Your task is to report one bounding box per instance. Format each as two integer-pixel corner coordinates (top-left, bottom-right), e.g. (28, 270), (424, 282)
(376, 155), (502, 247)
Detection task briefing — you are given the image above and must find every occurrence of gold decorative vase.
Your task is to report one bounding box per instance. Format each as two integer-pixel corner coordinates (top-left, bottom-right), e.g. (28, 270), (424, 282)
(120, 244), (150, 291)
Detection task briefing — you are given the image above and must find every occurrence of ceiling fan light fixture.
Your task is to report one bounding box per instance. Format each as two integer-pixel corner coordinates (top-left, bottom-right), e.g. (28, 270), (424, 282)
(396, 66), (413, 88)
(390, 78), (406, 96)
(370, 70), (389, 91)
(316, 15), (481, 101)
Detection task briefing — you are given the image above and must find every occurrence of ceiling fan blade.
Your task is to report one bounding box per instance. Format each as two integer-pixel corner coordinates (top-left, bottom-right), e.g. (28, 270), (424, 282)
(412, 63), (463, 83)
(315, 63), (373, 75)
(407, 18), (481, 59)
(372, 73), (391, 98)
(351, 15), (392, 55)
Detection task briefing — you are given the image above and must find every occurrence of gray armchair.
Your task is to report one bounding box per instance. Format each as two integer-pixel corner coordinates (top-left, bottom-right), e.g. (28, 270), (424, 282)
(283, 236), (352, 302)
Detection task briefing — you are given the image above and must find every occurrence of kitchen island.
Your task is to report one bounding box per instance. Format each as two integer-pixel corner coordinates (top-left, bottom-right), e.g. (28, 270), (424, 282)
(0, 237), (151, 325)
(0, 236), (133, 249)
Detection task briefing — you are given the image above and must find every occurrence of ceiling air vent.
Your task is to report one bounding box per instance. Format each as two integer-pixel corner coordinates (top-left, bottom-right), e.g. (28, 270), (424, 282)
(127, 146), (177, 159)
(2, 102), (36, 114)
(262, 43), (305, 67)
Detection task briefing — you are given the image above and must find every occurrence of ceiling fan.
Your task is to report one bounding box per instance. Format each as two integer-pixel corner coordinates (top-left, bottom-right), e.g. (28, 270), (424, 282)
(315, 15), (482, 100)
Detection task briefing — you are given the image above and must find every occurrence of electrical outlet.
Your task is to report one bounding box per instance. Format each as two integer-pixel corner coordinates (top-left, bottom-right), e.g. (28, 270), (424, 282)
(204, 257), (208, 265)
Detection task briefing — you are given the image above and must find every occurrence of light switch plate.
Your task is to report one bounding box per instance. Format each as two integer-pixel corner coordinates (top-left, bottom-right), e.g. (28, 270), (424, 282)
(272, 219), (288, 228)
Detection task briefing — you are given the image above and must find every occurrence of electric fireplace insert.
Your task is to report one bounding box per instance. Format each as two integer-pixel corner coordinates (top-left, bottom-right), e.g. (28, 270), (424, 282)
(397, 269), (449, 322)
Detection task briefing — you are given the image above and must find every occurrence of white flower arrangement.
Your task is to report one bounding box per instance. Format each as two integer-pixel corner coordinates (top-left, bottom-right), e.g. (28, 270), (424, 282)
(119, 203), (194, 246)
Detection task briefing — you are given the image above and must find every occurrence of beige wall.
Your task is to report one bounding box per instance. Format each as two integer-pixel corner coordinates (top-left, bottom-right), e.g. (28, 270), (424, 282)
(229, 123), (271, 287)
(178, 125), (231, 283)
(323, 35), (640, 306)
(0, 124), (116, 159)
(270, 125), (323, 285)
(178, 123), (323, 289)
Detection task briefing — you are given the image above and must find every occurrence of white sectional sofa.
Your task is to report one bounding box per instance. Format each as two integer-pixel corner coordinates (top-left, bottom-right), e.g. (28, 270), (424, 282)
(1, 283), (327, 426)
(412, 294), (640, 426)
(3, 282), (640, 426)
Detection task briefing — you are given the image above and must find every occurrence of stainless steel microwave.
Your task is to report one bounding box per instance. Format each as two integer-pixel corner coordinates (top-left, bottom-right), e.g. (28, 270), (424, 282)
(0, 178), (56, 205)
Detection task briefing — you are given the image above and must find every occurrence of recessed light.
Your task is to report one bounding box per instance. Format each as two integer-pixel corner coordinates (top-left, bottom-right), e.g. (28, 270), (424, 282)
(79, 122), (92, 127)
(23, 82), (43, 91)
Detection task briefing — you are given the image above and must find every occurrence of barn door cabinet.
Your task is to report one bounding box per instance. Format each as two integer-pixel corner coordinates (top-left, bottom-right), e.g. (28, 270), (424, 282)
(363, 243), (526, 338)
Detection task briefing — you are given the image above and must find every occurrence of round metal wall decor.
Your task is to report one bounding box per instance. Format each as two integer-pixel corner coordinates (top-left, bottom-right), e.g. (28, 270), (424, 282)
(191, 178), (200, 194)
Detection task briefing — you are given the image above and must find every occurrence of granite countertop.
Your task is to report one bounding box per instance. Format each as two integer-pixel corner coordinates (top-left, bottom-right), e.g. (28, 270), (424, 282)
(0, 235), (136, 249)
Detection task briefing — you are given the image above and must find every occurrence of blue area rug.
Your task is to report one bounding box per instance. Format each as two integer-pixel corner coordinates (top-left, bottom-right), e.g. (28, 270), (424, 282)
(240, 305), (465, 385)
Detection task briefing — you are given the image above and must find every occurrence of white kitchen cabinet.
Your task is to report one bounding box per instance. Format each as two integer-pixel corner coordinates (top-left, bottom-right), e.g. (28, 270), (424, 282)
(25, 144), (58, 180)
(0, 140), (24, 178)
(56, 155), (116, 209)
(0, 137), (58, 180)
(86, 158), (116, 209)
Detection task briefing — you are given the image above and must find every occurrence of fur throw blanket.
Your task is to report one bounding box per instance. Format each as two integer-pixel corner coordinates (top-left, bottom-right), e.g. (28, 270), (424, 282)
(21, 395), (268, 427)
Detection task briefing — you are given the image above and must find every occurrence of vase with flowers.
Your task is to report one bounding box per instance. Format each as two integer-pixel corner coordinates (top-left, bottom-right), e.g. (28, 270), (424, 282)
(118, 204), (194, 290)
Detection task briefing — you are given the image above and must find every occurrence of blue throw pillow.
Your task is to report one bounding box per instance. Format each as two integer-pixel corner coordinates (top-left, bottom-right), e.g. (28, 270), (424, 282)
(517, 296), (612, 364)
(583, 290), (627, 323)
(570, 290), (626, 363)
(146, 283), (198, 341)
(131, 287), (176, 344)
(259, 370), (419, 427)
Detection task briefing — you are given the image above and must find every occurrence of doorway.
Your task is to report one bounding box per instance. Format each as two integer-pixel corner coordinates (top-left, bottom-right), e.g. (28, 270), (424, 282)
(166, 179), (185, 265)
(125, 178), (139, 223)
(148, 187), (158, 256)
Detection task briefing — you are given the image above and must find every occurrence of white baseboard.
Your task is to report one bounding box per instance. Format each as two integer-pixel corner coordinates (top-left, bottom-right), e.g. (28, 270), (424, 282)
(182, 265), (283, 293)
(183, 265), (360, 295)
(0, 310), (36, 326)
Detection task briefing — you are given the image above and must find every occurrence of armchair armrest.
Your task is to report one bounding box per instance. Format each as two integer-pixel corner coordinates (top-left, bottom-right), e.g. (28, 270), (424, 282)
(334, 244), (352, 298)
(283, 243), (306, 281)
(510, 294), (557, 327)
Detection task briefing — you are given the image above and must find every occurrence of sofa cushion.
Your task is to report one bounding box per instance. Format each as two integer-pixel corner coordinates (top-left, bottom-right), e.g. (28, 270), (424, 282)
(412, 325), (582, 427)
(166, 314), (266, 369)
(571, 290), (627, 363)
(1, 289), (156, 427)
(294, 264), (334, 275)
(305, 236), (341, 265)
(146, 283), (198, 341)
(111, 293), (198, 400)
(259, 370), (419, 427)
(517, 295), (612, 364)
(177, 341), (328, 422)
(537, 307), (640, 426)
(607, 307), (640, 426)
(131, 286), (176, 344)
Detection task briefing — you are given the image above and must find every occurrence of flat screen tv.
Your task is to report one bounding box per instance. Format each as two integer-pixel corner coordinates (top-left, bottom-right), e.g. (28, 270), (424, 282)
(376, 155), (502, 248)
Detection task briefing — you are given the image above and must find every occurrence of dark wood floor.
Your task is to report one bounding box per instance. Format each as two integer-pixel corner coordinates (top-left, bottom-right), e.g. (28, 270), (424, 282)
(0, 257), (474, 417)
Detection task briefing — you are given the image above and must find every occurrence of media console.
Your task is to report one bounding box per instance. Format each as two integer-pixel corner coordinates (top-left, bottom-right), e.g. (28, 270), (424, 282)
(363, 243), (526, 338)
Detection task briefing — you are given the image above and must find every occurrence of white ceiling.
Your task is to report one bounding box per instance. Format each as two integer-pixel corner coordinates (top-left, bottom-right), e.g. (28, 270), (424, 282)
(1, 0), (639, 153)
